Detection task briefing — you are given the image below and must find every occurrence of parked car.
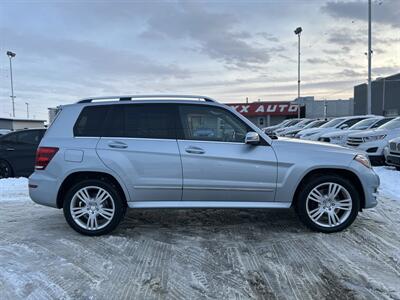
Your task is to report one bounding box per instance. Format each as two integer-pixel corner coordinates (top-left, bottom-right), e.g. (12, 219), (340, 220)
(346, 117), (400, 165)
(317, 117), (393, 146)
(296, 116), (373, 141)
(0, 129), (46, 178)
(385, 137), (400, 170)
(282, 119), (328, 138)
(29, 95), (379, 236)
(274, 118), (314, 136)
(0, 129), (11, 136)
(262, 118), (302, 135)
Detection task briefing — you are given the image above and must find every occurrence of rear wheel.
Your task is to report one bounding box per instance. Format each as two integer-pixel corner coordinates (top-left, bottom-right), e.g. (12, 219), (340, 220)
(63, 179), (126, 236)
(295, 175), (360, 233)
(0, 160), (13, 179)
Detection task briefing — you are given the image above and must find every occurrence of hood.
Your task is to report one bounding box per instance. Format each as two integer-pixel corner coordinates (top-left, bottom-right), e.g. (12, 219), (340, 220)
(273, 137), (360, 156)
(321, 129), (357, 138)
(349, 128), (388, 138)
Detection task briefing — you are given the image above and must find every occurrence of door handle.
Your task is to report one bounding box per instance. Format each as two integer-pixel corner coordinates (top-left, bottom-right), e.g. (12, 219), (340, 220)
(6, 148), (15, 151)
(108, 141), (128, 149)
(185, 146), (205, 154)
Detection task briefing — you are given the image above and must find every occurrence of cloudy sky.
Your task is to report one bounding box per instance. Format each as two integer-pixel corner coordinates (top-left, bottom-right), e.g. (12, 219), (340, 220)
(0, 0), (399, 120)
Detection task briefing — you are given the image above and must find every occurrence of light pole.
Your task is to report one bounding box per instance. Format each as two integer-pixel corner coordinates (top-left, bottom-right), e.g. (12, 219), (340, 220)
(367, 0), (372, 114)
(6, 51), (16, 118)
(294, 27), (302, 119)
(25, 102), (29, 119)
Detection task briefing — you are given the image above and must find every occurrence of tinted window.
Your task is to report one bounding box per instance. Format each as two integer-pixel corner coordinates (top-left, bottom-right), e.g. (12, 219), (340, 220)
(74, 104), (177, 139)
(373, 118), (393, 128)
(124, 104), (176, 139)
(320, 118), (345, 128)
(0, 132), (17, 143)
(178, 105), (250, 143)
(74, 106), (109, 136)
(15, 130), (44, 145)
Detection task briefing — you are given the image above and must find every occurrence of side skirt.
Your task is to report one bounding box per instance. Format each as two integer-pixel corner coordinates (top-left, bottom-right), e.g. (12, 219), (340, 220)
(127, 201), (292, 209)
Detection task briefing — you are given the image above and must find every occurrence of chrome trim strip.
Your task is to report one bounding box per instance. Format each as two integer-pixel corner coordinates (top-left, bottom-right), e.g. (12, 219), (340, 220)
(184, 186), (274, 192)
(135, 186), (181, 190)
(128, 201), (291, 209)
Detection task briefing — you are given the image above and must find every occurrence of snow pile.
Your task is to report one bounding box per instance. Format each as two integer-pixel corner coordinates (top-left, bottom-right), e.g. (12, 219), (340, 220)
(0, 177), (30, 203)
(374, 167), (400, 201)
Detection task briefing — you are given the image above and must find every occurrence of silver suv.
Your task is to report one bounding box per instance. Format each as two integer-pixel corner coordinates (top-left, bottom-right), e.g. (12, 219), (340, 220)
(29, 95), (379, 235)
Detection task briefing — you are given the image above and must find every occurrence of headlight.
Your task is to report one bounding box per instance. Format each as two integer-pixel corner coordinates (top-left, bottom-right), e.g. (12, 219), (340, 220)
(363, 134), (386, 142)
(330, 135), (344, 141)
(354, 154), (371, 169)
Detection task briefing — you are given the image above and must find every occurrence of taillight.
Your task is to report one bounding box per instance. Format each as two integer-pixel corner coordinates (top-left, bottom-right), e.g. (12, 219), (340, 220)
(35, 147), (59, 170)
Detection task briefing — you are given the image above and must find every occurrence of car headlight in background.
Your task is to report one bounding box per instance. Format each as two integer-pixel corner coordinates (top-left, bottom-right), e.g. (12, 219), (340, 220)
(354, 154), (372, 169)
(330, 135), (344, 141)
(363, 135), (386, 142)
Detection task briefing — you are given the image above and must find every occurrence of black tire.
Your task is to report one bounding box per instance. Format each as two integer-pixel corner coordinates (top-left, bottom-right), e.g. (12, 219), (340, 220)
(0, 160), (13, 179)
(295, 174), (360, 233)
(396, 167), (400, 171)
(63, 179), (126, 236)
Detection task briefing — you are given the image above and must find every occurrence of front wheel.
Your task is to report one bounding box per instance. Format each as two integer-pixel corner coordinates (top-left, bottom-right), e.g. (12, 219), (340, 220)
(63, 179), (126, 236)
(0, 160), (13, 179)
(295, 175), (360, 233)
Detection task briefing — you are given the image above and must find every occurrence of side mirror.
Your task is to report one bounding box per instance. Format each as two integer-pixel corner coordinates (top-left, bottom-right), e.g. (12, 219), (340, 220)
(245, 132), (260, 145)
(339, 124), (349, 130)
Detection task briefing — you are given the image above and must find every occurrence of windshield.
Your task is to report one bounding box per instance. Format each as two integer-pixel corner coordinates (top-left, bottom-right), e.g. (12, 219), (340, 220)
(304, 120), (327, 129)
(349, 118), (378, 130)
(379, 117), (400, 130)
(320, 118), (346, 128)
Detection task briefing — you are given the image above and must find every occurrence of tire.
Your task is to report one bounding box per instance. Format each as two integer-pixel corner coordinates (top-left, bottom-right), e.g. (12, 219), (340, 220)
(396, 167), (400, 171)
(63, 179), (126, 236)
(295, 174), (360, 233)
(0, 160), (13, 179)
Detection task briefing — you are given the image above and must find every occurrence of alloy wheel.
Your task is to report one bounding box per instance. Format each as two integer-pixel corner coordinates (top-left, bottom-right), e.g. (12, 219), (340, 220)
(70, 186), (115, 231)
(306, 182), (352, 228)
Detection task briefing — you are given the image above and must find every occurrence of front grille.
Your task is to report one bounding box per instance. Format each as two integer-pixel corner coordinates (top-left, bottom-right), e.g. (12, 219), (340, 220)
(346, 137), (363, 147)
(389, 141), (400, 154)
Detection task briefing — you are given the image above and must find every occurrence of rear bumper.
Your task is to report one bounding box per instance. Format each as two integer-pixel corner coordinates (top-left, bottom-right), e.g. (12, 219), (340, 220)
(29, 171), (59, 208)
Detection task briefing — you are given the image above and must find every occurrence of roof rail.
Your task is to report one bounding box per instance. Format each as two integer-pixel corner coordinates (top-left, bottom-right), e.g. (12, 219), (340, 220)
(77, 95), (218, 104)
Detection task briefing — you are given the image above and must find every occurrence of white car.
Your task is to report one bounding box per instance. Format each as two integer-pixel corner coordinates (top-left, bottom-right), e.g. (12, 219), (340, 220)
(318, 117), (392, 146)
(283, 119), (328, 137)
(346, 116), (400, 165)
(296, 116), (372, 141)
(262, 119), (302, 135)
(274, 119), (313, 136)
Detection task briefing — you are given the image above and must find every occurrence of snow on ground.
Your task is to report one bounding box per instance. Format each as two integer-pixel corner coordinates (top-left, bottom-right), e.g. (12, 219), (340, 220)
(374, 166), (400, 201)
(0, 177), (29, 203)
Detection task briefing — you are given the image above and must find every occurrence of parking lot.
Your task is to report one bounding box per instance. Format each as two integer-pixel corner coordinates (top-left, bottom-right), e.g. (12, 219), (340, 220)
(1, 168), (400, 299)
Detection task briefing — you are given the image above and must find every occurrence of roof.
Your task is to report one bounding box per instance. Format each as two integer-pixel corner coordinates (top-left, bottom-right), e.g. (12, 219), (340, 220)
(0, 117), (46, 122)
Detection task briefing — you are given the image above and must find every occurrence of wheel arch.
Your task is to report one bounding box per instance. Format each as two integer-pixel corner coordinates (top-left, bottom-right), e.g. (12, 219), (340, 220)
(292, 168), (365, 210)
(56, 171), (128, 208)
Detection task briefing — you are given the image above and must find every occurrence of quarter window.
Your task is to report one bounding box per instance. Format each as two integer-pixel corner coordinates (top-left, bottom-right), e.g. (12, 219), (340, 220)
(178, 105), (250, 143)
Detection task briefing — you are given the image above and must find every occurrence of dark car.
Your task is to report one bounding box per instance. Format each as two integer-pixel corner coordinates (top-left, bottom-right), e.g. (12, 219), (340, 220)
(0, 129), (46, 178)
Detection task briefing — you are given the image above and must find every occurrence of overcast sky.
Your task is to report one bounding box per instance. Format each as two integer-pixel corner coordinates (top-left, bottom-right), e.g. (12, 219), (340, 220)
(0, 0), (399, 120)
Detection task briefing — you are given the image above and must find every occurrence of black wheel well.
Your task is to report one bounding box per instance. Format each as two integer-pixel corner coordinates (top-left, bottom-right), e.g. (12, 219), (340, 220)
(293, 168), (365, 210)
(56, 171), (127, 208)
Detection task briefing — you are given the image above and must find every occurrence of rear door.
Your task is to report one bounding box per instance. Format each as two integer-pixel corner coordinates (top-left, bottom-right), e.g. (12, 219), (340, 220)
(94, 104), (183, 201)
(177, 104), (277, 202)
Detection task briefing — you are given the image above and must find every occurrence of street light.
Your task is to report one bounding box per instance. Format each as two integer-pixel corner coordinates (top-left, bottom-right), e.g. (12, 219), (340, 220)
(6, 51), (16, 118)
(294, 27), (302, 119)
(25, 102), (29, 119)
(367, 0), (372, 115)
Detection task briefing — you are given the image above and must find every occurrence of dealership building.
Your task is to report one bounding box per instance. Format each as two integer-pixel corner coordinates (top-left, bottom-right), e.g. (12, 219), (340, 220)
(228, 97), (354, 127)
(354, 72), (400, 116)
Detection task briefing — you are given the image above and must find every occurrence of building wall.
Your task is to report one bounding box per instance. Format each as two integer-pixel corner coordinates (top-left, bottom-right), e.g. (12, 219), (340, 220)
(305, 99), (354, 118)
(0, 120), (12, 130)
(354, 73), (400, 116)
(12, 120), (45, 130)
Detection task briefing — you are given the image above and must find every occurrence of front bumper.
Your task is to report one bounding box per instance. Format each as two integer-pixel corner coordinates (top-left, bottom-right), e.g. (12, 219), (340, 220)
(349, 160), (380, 209)
(386, 153), (400, 168)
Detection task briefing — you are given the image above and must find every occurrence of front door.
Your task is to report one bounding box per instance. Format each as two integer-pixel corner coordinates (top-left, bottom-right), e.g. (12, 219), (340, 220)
(177, 104), (277, 202)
